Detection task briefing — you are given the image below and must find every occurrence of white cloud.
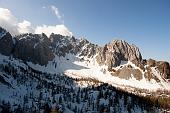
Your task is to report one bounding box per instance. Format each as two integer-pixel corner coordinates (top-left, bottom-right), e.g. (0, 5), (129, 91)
(0, 8), (19, 35)
(18, 20), (34, 34)
(50, 5), (62, 20)
(0, 8), (72, 37)
(35, 24), (73, 37)
(0, 8), (33, 35)
(50, 5), (64, 23)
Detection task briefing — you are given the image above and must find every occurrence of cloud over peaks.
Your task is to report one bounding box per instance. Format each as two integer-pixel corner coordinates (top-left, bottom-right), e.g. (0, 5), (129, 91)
(0, 8), (72, 37)
(0, 8), (33, 35)
(18, 20), (34, 34)
(0, 8), (19, 35)
(35, 24), (73, 37)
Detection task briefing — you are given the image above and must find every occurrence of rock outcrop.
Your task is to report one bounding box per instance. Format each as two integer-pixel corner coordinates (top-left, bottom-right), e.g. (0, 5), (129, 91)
(13, 33), (54, 65)
(113, 65), (143, 80)
(0, 27), (14, 56)
(147, 59), (156, 67)
(50, 34), (97, 58)
(157, 61), (170, 79)
(77, 38), (97, 58)
(146, 59), (170, 79)
(50, 34), (78, 57)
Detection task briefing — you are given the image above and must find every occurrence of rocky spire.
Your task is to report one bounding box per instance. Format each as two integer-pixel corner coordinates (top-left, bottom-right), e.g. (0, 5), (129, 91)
(96, 40), (142, 70)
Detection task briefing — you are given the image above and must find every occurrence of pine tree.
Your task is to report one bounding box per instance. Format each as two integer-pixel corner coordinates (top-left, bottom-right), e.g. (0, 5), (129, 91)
(59, 96), (62, 104)
(14, 105), (24, 113)
(44, 103), (51, 113)
(1, 102), (12, 113)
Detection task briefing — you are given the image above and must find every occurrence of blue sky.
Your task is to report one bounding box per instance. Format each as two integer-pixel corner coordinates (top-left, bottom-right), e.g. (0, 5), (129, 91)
(0, 0), (170, 62)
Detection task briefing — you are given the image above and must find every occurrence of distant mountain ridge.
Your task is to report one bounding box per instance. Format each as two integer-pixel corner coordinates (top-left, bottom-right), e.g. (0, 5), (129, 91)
(0, 27), (142, 66)
(0, 26), (170, 88)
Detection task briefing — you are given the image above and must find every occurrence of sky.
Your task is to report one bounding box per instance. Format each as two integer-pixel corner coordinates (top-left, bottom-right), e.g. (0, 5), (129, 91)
(0, 0), (170, 62)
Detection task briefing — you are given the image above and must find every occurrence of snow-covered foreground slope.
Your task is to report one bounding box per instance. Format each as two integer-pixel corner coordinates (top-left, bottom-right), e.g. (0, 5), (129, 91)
(26, 53), (170, 94)
(66, 61), (170, 91)
(0, 54), (170, 113)
(2, 52), (169, 94)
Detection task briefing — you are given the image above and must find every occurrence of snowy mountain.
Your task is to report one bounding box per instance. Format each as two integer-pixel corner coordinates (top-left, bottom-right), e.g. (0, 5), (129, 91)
(0, 27), (170, 113)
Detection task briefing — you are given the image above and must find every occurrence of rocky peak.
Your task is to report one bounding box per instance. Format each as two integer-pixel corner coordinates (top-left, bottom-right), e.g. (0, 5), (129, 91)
(49, 34), (77, 56)
(49, 35), (97, 58)
(108, 40), (142, 62)
(78, 38), (89, 45)
(96, 40), (142, 70)
(75, 38), (97, 57)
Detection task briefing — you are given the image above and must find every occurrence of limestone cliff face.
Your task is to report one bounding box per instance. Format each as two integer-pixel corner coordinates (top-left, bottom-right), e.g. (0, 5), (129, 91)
(13, 33), (54, 65)
(96, 40), (142, 70)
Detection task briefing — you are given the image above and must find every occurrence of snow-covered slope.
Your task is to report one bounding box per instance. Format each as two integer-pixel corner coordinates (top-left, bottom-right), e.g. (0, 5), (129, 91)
(26, 53), (170, 95)
(2, 53), (165, 113)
